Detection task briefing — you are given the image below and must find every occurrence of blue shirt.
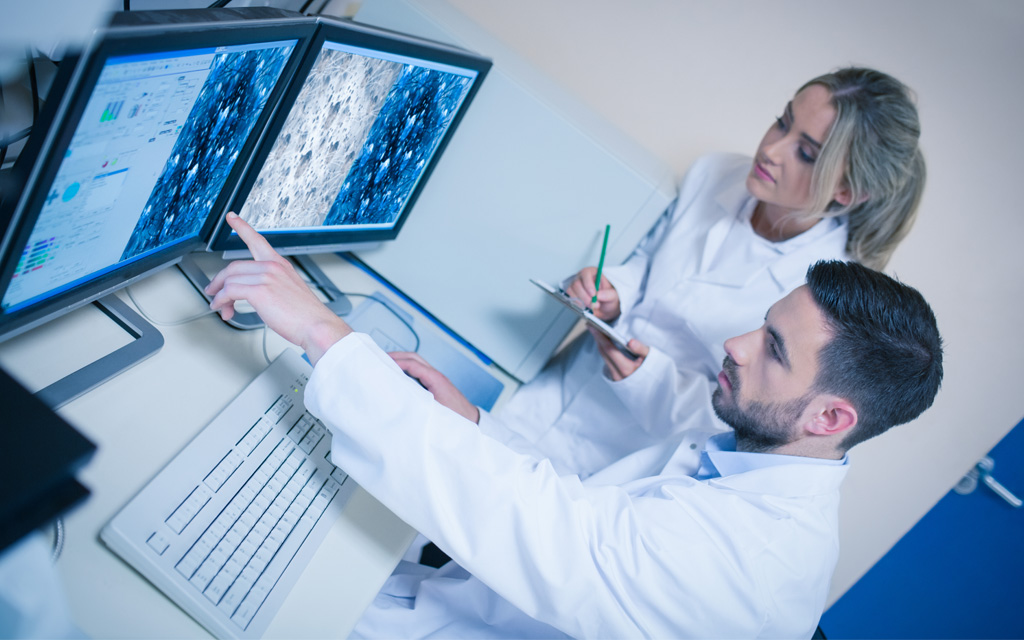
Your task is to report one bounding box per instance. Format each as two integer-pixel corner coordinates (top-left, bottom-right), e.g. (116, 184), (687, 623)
(693, 432), (849, 481)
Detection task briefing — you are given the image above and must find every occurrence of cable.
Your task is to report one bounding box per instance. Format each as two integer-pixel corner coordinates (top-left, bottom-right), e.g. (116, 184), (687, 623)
(124, 285), (219, 326)
(0, 83), (6, 167)
(27, 49), (39, 120)
(261, 325), (272, 366)
(123, 0), (130, 10)
(341, 292), (421, 352)
(51, 518), (65, 563)
(208, 0), (232, 7)
(0, 126), (32, 148)
(289, 260), (421, 352)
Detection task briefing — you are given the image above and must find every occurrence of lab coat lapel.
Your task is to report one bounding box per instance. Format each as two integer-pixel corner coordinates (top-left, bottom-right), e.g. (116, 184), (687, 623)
(765, 218), (849, 289)
(692, 181), (762, 288)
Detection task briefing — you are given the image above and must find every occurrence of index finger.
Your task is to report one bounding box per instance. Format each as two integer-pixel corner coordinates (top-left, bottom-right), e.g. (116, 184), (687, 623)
(226, 211), (284, 263)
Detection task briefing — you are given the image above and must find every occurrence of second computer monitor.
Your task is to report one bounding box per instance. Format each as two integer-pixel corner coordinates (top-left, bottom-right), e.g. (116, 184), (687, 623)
(209, 17), (491, 255)
(0, 15), (317, 338)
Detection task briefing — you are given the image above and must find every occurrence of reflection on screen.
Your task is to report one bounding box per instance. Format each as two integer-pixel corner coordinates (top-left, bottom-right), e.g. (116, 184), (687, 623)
(2, 39), (297, 312)
(239, 40), (477, 235)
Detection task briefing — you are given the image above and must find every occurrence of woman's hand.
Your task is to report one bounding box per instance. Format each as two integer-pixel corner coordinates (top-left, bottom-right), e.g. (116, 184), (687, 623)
(590, 327), (649, 381)
(564, 267), (621, 321)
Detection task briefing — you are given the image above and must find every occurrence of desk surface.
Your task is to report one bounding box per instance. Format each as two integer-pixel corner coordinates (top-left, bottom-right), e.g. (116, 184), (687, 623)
(0, 252), (518, 638)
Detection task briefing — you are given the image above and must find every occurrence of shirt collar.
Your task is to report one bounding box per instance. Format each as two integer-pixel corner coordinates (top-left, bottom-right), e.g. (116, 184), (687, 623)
(693, 432), (849, 481)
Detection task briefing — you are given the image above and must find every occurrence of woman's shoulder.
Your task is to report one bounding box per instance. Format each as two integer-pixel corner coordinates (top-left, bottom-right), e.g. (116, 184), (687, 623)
(686, 152), (753, 180)
(677, 152), (752, 194)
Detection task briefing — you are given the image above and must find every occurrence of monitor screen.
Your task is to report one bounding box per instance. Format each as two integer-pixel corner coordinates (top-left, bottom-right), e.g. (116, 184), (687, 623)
(0, 17), (315, 337)
(208, 17), (490, 254)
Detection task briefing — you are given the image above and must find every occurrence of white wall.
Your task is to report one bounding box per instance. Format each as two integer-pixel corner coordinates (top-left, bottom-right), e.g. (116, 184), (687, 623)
(436, 0), (1024, 604)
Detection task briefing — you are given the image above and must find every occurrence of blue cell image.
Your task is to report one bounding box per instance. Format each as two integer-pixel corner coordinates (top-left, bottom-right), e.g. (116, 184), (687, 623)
(120, 44), (293, 260)
(325, 65), (472, 227)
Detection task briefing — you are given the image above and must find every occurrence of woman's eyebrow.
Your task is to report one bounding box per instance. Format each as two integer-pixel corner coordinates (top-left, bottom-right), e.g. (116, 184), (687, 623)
(786, 102), (824, 149)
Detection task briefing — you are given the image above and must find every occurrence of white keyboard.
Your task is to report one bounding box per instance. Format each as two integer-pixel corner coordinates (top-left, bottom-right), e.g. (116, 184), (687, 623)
(101, 348), (356, 639)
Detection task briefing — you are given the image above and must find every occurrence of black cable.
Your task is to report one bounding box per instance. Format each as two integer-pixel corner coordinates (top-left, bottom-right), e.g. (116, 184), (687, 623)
(27, 49), (39, 120)
(0, 126), (32, 147)
(123, 0), (130, 10)
(208, 0), (232, 7)
(0, 84), (6, 167)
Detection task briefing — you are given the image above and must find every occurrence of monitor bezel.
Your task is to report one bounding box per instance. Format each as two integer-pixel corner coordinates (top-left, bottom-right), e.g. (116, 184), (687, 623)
(206, 15), (492, 254)
(0, 15), (318, 340)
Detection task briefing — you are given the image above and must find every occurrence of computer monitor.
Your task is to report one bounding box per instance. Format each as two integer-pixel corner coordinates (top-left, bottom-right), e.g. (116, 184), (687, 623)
(0, 10), (317, 406)
(206, 16), (491, 257)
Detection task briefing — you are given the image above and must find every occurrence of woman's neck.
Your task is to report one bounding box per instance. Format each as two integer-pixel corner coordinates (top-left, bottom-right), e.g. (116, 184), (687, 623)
(751, 201), (822, 242)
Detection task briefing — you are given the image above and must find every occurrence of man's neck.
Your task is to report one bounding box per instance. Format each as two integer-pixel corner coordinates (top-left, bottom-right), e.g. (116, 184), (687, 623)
(736, 437), (845, 460)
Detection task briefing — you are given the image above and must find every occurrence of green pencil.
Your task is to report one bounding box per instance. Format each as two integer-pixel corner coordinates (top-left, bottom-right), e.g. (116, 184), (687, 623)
(592, 224), (610, 306)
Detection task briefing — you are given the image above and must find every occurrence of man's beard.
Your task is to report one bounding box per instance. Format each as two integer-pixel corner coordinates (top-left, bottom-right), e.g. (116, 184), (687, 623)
(712, 357), (811, 453)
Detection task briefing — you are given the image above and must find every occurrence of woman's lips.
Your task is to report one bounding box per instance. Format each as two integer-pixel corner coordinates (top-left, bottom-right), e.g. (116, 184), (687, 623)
(754, 163), (775, 183)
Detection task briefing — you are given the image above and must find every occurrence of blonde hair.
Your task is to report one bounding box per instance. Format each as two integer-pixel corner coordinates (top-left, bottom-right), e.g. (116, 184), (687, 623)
(796, 68), (925, 270)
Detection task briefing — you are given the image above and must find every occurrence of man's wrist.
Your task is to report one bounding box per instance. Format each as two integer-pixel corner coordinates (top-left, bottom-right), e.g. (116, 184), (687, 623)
(302, 319), (352, 366)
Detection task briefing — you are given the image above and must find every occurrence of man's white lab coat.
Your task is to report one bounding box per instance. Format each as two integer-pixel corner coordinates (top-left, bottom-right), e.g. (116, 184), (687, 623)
(306, 334), (848, 638)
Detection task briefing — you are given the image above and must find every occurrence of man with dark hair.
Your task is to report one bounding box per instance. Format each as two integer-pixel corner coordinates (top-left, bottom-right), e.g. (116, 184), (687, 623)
(206, 214), (943, 639)
(706, 259), (943, 457)
(804, 260), (944, 450)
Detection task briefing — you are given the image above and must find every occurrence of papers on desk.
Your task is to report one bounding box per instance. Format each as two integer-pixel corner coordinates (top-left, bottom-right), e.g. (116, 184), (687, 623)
(344, 292), (505, 411)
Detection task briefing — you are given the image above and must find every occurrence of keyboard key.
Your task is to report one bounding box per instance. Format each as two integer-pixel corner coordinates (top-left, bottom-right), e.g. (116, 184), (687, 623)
(237, 417), (273, 455)
(146, 531), (170, 555)
(166, 485), (212, 534)
(204, 450), (244, 492)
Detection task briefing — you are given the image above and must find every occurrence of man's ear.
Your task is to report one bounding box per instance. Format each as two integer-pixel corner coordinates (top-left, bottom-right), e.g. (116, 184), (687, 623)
(806, 397), (858, 437)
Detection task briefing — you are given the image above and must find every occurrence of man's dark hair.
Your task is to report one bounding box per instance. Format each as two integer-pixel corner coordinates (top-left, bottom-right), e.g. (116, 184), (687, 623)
(806, 260), (943, 451)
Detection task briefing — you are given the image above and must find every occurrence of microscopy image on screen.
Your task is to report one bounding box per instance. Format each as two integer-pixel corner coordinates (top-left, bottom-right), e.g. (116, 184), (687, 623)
(240, 45), (474, 232)
(241, 48), (403, 230)
(120, 44), (294, 260)
(326, 66), (473, 227)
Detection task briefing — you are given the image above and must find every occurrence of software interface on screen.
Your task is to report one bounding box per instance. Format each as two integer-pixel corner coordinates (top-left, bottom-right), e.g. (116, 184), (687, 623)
(1, 39), (298, 312)
(236, 39), (478, 237)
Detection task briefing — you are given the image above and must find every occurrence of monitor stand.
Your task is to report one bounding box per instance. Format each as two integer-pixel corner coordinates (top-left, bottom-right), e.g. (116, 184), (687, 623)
(177, 253), (352, 330)
(36, 295), (164, 410)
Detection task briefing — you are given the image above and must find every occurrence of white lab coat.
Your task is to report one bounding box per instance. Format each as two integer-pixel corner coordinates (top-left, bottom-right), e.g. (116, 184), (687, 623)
(305, 334), (849, 639)
(482, 153), (851, 477)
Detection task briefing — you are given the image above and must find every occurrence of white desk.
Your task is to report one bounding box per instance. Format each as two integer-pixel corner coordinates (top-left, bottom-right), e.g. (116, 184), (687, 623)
(0, 252), (518, 638)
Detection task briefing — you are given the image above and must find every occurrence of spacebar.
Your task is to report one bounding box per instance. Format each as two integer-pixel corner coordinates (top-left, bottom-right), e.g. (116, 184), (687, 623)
(230, 479), (341, 630)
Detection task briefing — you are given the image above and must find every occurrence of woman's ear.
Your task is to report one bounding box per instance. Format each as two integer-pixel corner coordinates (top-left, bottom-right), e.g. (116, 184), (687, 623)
(832, 182), (854, 206)
(832, 181), (869, 207)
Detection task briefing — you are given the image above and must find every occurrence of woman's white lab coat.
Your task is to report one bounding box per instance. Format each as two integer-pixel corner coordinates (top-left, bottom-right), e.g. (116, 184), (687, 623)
(307, 334), (848, 639)
(481, 153), (851, 477)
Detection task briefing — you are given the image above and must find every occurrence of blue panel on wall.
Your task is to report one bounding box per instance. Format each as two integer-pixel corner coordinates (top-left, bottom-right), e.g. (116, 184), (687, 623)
(821, 417), (1024, 639)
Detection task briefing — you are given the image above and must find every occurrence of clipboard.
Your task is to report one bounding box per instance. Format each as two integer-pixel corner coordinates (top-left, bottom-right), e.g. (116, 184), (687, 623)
(530, 279), (638, 358)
